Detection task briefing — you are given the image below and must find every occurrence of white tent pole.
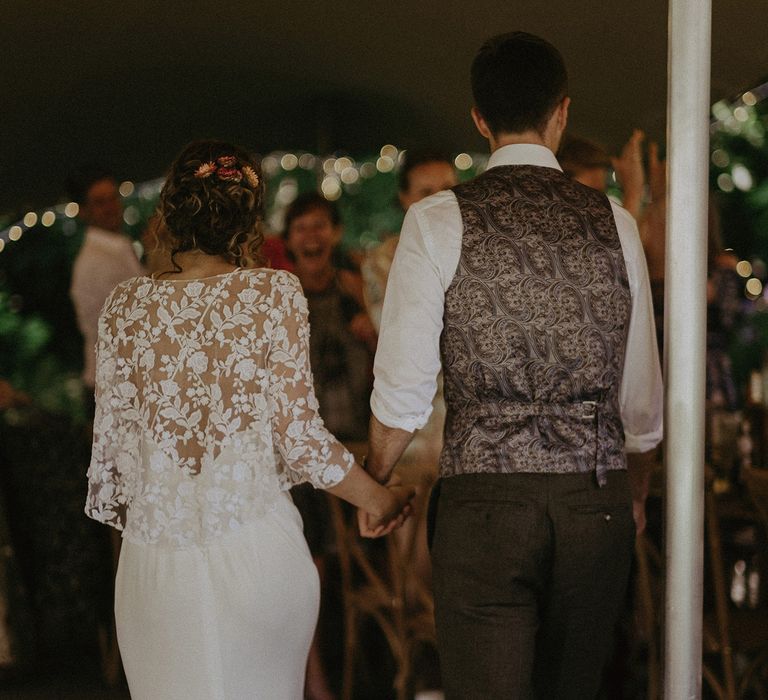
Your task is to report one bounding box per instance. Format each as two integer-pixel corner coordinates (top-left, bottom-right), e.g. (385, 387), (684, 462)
(664, 0), (711, 698)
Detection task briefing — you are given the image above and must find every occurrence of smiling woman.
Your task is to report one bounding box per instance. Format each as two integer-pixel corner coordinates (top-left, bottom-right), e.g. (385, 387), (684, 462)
(282, 192), (376, 442)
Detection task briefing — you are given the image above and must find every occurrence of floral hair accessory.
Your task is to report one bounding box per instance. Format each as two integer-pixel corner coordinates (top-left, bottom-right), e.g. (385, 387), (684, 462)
(241, 165), (260, 188)
(217, 167), (243, 182)
(194, 162), (216, 178)
(193, 156), (260, 188)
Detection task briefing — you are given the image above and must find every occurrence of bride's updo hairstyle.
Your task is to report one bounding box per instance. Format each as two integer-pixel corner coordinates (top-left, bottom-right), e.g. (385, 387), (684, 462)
(158, 140), (265, 269)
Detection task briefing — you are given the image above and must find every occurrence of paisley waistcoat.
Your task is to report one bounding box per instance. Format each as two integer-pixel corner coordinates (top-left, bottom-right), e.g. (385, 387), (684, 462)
(439, 165), (631, 485)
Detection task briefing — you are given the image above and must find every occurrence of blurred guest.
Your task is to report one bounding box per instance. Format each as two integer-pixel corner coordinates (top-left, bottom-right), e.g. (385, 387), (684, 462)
(559, 136), (611, 187)
(282, 192), (376, 700)
(68, 164), (145, 400)
(563, 136), (667, 346)
(362, 149), (458, 332)
(283, 192), (375, 441)
(67, 163), (143, 684)
(558, 129), (646, 219)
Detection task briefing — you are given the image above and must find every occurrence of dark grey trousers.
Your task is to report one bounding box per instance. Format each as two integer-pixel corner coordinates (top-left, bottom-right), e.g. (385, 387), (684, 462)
(429, 470), (635, 700)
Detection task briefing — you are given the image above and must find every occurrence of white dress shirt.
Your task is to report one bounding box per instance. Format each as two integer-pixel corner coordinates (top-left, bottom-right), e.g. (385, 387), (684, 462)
(70, 226), (145, 388)
(371, 143), (663, 454)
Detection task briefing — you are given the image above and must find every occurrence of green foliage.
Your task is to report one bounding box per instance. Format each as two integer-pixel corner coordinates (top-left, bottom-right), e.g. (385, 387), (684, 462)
(0, 289), (86, 421)
(710, 95), (768, 259)
(709, 91), (768, 380)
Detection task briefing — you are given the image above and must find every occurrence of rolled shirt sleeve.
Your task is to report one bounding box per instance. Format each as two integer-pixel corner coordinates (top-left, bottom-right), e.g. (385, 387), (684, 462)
(612, 202), (664, 453)
(370, 193), (461, 431)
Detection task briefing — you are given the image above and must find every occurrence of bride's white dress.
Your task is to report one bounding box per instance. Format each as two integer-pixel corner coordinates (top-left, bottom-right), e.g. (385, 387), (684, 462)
(85, 268), (354, 700)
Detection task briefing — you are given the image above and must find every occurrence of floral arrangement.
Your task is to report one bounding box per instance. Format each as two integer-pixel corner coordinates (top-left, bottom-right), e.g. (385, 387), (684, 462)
(194, 156), (260, 188)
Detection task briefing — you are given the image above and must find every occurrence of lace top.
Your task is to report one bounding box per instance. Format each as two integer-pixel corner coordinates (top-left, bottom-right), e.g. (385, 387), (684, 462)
(85, 268), (354, 548)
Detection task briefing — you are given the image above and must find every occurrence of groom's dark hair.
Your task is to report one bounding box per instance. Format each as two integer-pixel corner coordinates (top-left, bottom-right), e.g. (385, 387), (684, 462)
(471, 32), (568, 137)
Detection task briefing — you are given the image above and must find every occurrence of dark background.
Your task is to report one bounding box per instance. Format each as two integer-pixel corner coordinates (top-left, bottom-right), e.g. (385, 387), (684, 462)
(2, 0), (766, 213)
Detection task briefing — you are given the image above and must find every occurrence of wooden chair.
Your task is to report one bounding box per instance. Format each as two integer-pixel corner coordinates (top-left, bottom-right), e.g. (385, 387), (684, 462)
(634, 531), (663, 700)
(739, 466), (768, 696)
(326, 487), (436, 700)
(743, 465), (768, 533)
(703, 472), (768, 699)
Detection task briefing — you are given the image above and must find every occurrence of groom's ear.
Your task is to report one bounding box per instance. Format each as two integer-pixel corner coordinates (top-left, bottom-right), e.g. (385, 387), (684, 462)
(557, 96), (570, 132)
(471, 107), (493, 140)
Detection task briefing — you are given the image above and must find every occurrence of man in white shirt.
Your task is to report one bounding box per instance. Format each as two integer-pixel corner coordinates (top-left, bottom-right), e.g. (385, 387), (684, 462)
(68, 165), (145, 399)
(361, 32), (662, 699)
(67, 164), (144, 684)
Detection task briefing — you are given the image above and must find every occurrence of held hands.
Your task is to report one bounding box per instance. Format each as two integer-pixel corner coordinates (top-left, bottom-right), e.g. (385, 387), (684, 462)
(358, 476), (416, 538)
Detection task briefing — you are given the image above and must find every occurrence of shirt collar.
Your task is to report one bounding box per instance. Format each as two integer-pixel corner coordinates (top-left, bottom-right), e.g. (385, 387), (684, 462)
(486, 143), (563, 172)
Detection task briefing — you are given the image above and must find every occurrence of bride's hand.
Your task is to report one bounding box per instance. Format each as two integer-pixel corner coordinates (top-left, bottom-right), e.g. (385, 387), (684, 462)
(358, 482), (415, 538)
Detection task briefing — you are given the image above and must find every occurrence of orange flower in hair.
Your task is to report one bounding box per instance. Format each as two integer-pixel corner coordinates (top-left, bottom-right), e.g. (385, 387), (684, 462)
(193, 155), (255, 185)
(195, 162), (216, 178)
(241, 165), (260, 188)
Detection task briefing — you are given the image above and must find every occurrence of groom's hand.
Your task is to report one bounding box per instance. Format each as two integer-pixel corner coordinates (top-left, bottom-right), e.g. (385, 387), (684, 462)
(358, 478), (415, 537)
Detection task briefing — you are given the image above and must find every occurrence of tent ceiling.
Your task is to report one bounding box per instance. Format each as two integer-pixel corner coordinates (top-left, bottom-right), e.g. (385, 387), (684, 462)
(2, 0), (766, 209)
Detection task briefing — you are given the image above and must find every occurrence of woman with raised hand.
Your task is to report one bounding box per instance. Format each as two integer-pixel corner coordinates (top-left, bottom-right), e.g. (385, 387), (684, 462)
(85, 140), (413, 700)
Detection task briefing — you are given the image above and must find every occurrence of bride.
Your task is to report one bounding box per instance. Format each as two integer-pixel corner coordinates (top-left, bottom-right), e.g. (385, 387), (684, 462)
(85, 140), (413, 700)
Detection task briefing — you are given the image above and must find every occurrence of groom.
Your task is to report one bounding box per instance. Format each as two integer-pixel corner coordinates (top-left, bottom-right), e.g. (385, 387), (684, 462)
(362, 32), (663, 698)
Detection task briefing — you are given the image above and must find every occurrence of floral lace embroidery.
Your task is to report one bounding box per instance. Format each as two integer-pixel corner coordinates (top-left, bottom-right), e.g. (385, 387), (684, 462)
(86, 269), (353, 547)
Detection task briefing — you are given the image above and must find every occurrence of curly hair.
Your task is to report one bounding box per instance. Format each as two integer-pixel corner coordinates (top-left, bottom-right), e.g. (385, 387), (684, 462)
(158, 140), (265, 270)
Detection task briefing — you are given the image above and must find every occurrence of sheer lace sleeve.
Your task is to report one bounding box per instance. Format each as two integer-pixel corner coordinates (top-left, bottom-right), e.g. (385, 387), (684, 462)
(267, 271), (354, 488)
(84, 284), (138, 530)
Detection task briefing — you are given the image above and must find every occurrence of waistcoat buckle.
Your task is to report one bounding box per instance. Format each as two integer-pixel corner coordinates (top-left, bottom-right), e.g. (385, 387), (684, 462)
(582, 400), (597, 420)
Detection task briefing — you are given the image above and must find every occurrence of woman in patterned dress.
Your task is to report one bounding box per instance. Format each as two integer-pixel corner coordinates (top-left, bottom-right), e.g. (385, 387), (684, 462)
(84, 140), (413, 700)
